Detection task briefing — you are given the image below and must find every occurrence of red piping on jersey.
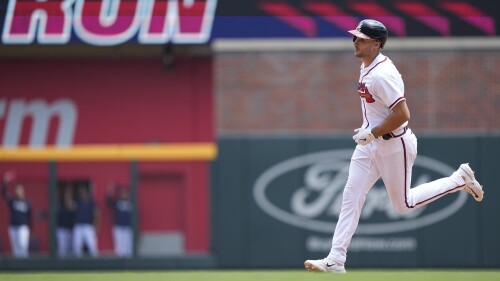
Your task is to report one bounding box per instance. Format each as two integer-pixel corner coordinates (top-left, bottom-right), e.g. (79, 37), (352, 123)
(360, 56), (388, 128)
(389, 96), (406, 110)
(361, 56), (388, 80)
(401, 138), (465, 209)
(390, 125), (408, 138)
(362, 100), (369, 128)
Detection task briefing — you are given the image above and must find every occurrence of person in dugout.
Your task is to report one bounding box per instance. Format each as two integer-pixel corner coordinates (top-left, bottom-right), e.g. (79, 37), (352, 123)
(1, 171), (32, 258)
(56, 185), (75, 257)
(73, 186), (100, 257)
(106, 184), (133, 257)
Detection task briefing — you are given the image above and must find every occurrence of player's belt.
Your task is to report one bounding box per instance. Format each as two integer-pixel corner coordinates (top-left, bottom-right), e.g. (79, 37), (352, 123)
(382, 126), (408, 140)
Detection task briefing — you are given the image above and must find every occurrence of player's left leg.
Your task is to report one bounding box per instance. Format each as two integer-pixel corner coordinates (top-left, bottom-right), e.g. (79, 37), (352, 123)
(17, 225), (29, 258)
(378, 131), (481, 214)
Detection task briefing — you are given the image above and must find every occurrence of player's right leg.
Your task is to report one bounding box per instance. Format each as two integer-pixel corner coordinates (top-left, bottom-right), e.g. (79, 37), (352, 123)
(304, 145), (380, 273)
(304, 258), (346, 273)
(8, 226), (21, 257)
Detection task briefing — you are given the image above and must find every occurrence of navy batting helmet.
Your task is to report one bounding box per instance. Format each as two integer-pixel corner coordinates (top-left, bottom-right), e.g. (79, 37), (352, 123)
(348, 19), (388, 49)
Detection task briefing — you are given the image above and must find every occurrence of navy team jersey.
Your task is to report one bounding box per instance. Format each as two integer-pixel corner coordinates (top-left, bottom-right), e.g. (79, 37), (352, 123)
(2, 182), (31, 226)
(7, 198), (31, 226)
(57, 200), (75, 229)
(74, 200), (96, 225)
(107, 197), (132, 226)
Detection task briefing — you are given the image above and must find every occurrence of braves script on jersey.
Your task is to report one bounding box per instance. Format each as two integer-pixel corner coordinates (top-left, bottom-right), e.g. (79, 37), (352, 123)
(357, 54), (407, 134)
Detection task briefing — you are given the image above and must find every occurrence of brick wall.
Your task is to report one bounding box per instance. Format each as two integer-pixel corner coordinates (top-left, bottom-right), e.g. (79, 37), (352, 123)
(215, 50), (500, 135)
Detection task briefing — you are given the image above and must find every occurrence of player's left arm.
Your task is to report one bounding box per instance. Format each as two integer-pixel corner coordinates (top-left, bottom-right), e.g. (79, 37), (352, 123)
(371, 101), (410, 138)
(370, 73), (410, 138)
(1, 171), (14, 202)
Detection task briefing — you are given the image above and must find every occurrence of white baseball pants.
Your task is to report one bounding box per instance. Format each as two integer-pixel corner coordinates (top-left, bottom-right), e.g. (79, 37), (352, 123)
(113, 225), (133, 257)
(327, 130), (465, 265)
(8, 225), (29, 258)
(56, 228), (73, 257)
(73, 224), (98, 257)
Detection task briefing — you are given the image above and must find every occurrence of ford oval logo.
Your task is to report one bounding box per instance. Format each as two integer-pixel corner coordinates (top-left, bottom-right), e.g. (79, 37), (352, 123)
(253, 149), (467, 235)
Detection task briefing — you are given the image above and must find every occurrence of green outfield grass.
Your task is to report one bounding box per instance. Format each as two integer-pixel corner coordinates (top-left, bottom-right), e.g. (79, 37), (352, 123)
(1, 270), (500, 281)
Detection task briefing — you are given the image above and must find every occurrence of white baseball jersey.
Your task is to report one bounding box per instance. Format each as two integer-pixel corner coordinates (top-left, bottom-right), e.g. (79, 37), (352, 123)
(324, 53), (467, 266)
(357, 53), (407, 135)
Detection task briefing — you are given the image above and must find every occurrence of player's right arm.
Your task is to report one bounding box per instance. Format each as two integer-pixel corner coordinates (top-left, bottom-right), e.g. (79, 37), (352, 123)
(1, 172), (13, 202)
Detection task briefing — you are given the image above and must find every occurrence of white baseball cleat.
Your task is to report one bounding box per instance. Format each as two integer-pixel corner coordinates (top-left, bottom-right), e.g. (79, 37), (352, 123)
(456, 163), (484, 202)
(304, 258), (346, 273)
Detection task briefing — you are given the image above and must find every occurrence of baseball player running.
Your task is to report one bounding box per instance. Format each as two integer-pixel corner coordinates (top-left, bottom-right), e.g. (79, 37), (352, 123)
(304, 19), (484, 273)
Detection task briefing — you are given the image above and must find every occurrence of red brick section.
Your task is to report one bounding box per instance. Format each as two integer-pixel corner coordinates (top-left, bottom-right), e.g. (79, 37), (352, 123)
(215, 51), (500, 134)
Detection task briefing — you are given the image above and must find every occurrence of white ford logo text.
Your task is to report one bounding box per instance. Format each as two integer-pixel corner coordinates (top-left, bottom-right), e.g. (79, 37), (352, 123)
(253, 149), (467, 234)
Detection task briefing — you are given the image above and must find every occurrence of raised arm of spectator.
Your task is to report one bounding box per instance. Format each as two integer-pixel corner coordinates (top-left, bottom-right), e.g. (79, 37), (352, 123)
(1, 180), (7, 202)
(2, 172), (14, 202)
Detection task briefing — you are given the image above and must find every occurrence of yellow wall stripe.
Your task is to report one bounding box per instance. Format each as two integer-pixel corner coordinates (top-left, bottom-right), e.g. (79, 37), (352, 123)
(0, 143), (217, 162)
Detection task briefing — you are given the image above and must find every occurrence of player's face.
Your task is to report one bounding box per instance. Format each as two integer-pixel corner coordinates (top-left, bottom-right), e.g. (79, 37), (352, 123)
(14, 185), (25, 199)
(353, 37), (380, 58)
(119, 189), (130, 200)
(79, 188), (89, 200)
(64, 187), (73, 199)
